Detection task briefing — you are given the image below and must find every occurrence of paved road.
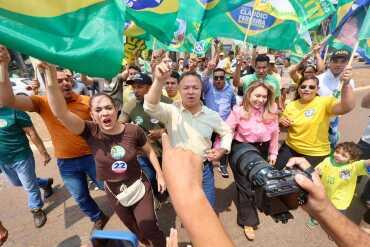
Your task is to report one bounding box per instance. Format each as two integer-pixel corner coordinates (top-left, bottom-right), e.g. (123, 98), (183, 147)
(0, 69), (369, 247)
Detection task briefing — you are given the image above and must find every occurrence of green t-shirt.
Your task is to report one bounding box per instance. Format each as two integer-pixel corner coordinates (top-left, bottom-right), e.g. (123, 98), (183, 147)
(0, 108), (33, 165)
(128, 95), (172, 157)
(241, 73), (281, 97)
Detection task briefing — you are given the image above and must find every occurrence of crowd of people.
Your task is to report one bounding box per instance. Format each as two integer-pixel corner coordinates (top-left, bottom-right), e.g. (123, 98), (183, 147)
(0, 41), (369, 247)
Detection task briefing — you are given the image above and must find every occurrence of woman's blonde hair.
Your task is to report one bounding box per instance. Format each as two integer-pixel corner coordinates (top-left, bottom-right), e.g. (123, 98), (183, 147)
(242, 81), (277, 122)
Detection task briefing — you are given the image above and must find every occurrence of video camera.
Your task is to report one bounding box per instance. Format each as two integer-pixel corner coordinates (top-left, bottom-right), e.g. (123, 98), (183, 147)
(230, 143), (312, 224)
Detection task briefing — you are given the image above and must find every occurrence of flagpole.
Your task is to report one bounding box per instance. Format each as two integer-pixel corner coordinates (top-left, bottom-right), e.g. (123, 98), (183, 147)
(152, 37), (157, 51)
(323, 45), (329, 62)
(348, 41), (359, 66)
(339, 40), (359, 88)
(0, 65), (4, 82)
(243, 1), (257, 50)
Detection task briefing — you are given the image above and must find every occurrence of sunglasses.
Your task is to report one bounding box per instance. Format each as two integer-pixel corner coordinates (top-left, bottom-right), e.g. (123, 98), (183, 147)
(299, 85), (316, 90)
(214, 76), (225, 80)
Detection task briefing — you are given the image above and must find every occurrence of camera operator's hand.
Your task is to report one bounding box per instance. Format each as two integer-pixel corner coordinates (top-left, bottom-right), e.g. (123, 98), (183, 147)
(161, 134), (233, 247)
(286, 157), (331, 218)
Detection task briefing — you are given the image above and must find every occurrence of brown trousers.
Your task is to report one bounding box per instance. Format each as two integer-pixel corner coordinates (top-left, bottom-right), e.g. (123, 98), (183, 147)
(105, 177), (165, 247)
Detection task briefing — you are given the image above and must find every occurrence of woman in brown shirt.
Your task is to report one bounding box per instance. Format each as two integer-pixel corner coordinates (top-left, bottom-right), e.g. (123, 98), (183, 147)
(42, 64), (166, 247)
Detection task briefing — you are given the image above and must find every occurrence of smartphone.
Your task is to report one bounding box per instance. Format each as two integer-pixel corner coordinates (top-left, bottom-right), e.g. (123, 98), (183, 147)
(91, 230), (138, 247)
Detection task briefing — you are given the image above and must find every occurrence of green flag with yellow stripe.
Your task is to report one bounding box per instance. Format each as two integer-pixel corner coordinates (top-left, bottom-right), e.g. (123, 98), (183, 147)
(0, 0), (125, 78)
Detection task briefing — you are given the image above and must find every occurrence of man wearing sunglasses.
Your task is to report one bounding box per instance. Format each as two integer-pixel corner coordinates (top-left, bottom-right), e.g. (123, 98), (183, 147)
(202, 68), (236, 178)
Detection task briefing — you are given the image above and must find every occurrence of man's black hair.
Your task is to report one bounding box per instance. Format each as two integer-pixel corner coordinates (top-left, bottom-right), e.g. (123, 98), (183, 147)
(213, 68), (226, 75)
(128, 64), (141, 72)
(170, 71), (180, 82)
(255, 54), (270, 64)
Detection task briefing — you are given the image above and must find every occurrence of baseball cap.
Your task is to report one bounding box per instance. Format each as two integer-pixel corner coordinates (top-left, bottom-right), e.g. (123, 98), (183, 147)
(126, 73), (152, 85)
(331, 49), (350, 60)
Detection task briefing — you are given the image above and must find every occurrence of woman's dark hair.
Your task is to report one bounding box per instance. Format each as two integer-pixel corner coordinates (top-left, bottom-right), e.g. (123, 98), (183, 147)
(89, 93), (117, 110)
(335, 142), (362, 161)
(294, 76), (320, 100)
(179, 71), (202, 85)
(303, 64), (317, 74)
(128, 64), (141, 72)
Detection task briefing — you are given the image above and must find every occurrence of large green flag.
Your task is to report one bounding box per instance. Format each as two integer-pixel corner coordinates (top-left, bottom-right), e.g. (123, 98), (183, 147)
(252, 0), (334, 31)
(173, 0), (249, 50)
(125, 0), (248, 46)
(199, 2), (308, 51)
(359, 9), (370, 56)
(328, 0), (369, 54)
(288, 0), (335, 30)
(0, 0), (125, 78)
(330, 0), (354, 31)
(124, 0), (180, 44)
(290, 31), (313, 63)
(124, 20), (149, 40)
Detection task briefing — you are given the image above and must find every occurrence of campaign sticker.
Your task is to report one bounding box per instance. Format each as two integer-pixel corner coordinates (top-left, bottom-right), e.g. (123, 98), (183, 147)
(111, 161), (128, 173)
(150, 118), (159, 124)
(339, 169), (351, 180)
(304, 109), (316, 118)
(134, 116), (144, 126)
(110, 145), (126, 160)
(0, 119), (7, 128)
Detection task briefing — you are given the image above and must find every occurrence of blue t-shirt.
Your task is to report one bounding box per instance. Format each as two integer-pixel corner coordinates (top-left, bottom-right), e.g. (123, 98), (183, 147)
(203, 78), (236, 120)
(0, 108), (33, 165)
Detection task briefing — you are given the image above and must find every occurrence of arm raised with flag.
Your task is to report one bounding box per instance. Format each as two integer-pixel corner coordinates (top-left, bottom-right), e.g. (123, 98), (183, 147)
(0, 45), (36, 112)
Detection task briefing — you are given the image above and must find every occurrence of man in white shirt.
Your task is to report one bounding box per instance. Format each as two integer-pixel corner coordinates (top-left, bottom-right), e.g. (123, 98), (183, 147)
(144, 61), (232, 208)
(317, 49), (355, 148)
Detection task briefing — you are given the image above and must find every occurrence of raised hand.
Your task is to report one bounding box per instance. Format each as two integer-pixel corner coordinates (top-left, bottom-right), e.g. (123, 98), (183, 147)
(154, 60), (171, 84)
(0, 45), (10, 82)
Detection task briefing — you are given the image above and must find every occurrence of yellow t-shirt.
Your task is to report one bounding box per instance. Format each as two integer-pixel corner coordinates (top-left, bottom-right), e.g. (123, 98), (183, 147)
(283, 96), (337, 156)
(122, 85), (135, 106)
(317, 157), (368, 210)
(162, 89), (181, 102)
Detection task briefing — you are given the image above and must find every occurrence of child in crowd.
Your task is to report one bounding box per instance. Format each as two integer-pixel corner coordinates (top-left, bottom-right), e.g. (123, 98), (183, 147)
(308, 142), (370, 227)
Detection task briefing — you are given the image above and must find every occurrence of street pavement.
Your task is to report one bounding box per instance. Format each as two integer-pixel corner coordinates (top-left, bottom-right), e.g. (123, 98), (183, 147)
(0, 65), (369, 247)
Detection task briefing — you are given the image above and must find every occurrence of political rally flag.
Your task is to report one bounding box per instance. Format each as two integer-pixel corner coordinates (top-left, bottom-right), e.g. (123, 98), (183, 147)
(124, 0), (180, 44)
(198, 1), (308, 51)
(0, 0), (126, 78)
(124, 20), (149, 40)
(330, 0), (354, 31)
(125, 0), (248, 52)
(288, 0), (335, 30)
(359, 8), (370, 56)
(329, 0), (369, 53)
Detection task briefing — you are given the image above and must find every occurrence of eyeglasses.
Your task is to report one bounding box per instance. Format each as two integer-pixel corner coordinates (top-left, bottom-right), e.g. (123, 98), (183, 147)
(214, 76), (225, 80)
(299, 85), (317, 90)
